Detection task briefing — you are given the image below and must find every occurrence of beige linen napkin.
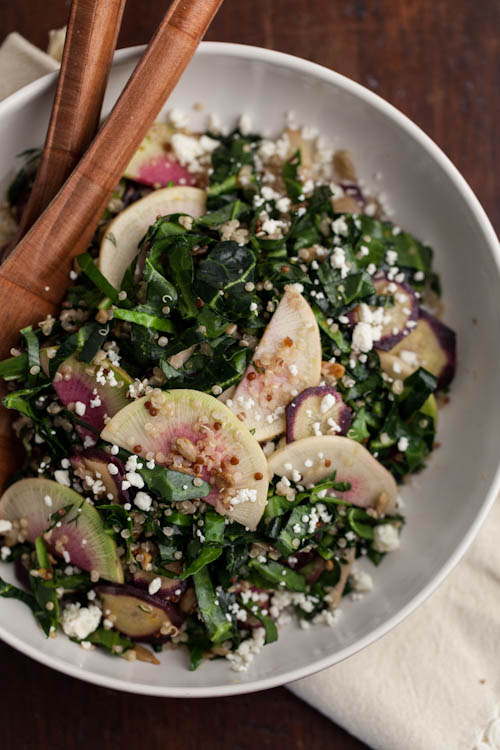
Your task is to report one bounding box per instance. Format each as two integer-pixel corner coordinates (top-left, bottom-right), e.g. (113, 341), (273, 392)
(1, 30), (499, 750)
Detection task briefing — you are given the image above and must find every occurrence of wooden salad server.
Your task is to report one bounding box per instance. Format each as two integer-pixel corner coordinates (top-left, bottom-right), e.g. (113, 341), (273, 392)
(13, 0), (127, 241)
(0, 0), (224, 490)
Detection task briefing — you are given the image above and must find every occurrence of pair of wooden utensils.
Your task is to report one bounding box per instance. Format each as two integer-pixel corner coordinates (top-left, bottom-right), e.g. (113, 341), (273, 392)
(0, 0), (223, 489)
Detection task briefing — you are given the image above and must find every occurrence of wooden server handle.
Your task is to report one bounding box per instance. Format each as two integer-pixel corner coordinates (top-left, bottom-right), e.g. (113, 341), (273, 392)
(15, 0), (127, 240)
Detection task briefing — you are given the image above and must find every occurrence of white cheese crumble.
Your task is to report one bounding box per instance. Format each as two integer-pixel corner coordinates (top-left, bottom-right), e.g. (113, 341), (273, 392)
(330, 246), (350, 278)
(74, 401), (86, 416)
(54, 470), (71, 487)
(148, 577), (162, 595)
(171, 133), (219, 172)
(397, 436), (409, 452)
(1, 546), (11, 560)
(400, 350), (419, 366)
(350, 568), (374, 593)
(0, 520), (13, 534)
(373, 524), (400, 553)
(226, 627), (266, 672)
(331, 216), (349, 236)
(61, 602), (101, 640)
(230, 488), (257, 506)
(320, 392), (336, 414)
(134, 491), (153, 512)
(352, 322), (377, 353)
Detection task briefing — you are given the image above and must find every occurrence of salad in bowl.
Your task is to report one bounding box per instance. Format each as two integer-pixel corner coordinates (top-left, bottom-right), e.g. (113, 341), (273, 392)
(0, 113), (456, 672)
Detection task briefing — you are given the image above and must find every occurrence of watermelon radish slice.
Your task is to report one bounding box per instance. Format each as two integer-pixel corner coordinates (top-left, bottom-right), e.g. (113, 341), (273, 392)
(96, 583), (183, 641)
(285, 386), (353, 442)
(229, 285), (322, 442)
(100, 389), (269, 530)
(99, 186), (206, 288)
(0, 478), (123, 582)
(349, 276), (418, 351)
(377, 310), (456, 389)
(124, 122), (196, 188)
(70, 449), (128, 503)
(267, 435), (398, 513)
(53, 355), (133, 437)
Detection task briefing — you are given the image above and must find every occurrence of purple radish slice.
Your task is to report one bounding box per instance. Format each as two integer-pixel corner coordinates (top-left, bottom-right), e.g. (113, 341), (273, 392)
(101, 389), (269, 530)
(377, 309), (456, 389)
(96, 583), (183, 641)
(124, 122), (197, 188)
(53, 355), (133, 437)
(99, 186), (206, 289)
(0, 478), (123, 582)
(70, 449), (129, 503)
(132, 570), (186, 601)
(285, 386), (353, 443)
(229, 285), (322, 442)
(267, 435), (398, 513)
(348, 276), (418, 351)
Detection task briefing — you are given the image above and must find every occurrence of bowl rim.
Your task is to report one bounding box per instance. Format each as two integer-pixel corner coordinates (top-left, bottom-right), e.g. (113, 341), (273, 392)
(1, 41), (499, 698)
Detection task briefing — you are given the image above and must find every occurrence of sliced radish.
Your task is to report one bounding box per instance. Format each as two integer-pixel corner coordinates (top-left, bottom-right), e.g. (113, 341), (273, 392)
(100, 389), (269, 530)
(124, 122), (196, 188)
(377, 310), (456, 389)
(96, 583), (183, 641)
(132, 570), (186, 601)
(229, 285), (322, 442)
(328, 548), (355, 609)
(70, 449), (128, 503)
(167, 344), (197, 371)
(99, 186), (206, 288)
(349, 276), (418, 351)
(267, 435), (398, 513)
(0, 478), (123, 582)
(285, 386), (353, 442)
(53, 355), (132, 437)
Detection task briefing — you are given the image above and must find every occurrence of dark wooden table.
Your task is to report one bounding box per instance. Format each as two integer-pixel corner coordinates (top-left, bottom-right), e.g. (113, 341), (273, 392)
(0, 2), (498, 748)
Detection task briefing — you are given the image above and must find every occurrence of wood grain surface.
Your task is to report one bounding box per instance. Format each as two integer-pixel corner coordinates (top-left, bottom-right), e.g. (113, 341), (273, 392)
(0, 1), (498, 749)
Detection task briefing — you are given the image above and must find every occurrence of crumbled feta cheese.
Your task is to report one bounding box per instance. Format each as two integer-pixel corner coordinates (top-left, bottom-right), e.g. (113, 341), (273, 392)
(352, 321), (380, 353)
(331, 216), (349, 237)
(400, 350), (419, 366)
(171, 133), (219, 172)
(397, 436), (409, 452)
(74, 401), (86, 417)
(54, 470), (71, 487)
(351, 569), (374, 593)
(1, 546), (12, 560)
(61, 602), (101, 640)
(373, 524), (400, 553)
(230, 488), (257, 506)
(320, 393), (336, 414)
(226, 627), (266, 672)
(134, 491), (153, 512)
(276, 196), (291, 213)
(148, 577), (162, 595)
(330, 246), (350, 278)
(0, 520), (13, 534)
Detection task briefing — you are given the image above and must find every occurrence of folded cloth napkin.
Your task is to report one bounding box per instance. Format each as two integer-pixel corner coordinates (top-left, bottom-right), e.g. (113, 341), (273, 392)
(1, 30), (499, 750)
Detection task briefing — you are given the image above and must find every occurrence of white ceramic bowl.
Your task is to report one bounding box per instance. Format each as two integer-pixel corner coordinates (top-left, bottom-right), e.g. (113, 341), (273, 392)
(1, 43), (499, 697)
